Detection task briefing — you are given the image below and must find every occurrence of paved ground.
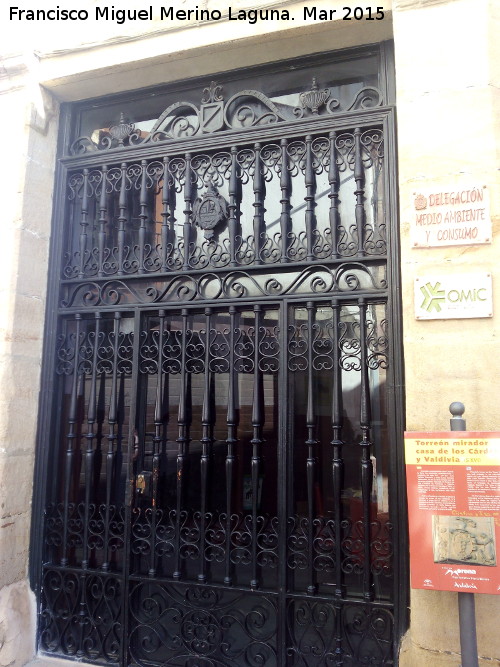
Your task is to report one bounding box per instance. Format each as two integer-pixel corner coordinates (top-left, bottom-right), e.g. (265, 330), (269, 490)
(24, 658), (93, 667)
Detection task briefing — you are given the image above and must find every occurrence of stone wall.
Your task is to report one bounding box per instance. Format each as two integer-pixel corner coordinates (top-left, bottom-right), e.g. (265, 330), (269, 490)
(394, 0), (500, 664)
(0, 56), (59, 667)
(0, 0), (499, 665)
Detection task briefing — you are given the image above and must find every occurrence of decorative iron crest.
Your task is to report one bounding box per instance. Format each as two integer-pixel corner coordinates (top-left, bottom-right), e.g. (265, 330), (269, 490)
(193, 181), (229, 239)
(200, 80), (225, 133)
(70, 80), (383, 154)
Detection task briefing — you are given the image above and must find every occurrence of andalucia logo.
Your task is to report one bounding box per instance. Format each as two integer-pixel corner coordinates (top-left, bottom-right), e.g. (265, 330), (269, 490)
(420, 281), (446, 312)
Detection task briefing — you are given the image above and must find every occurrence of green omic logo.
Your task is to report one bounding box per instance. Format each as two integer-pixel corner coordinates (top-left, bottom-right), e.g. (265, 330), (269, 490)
(420, 281), (446, 312)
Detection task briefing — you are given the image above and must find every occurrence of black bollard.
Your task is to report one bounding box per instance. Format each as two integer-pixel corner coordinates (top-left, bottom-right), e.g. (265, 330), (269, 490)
(449, 402), (479, 667)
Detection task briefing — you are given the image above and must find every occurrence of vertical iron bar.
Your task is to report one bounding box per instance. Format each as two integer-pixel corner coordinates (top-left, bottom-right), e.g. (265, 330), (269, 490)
(224, 306), (237, 585)
(82, 313), (100, 569)
(98, 166), (107, 277)
(76, 575), (87, 659)
(61, 314), (81, 567)
(78, 170), (89, 278)
(117, 163), (127, 275)
(253, 143), (263, 264)
(280, 138), (290, 263)
(149, 310), (165, 577)
(102, 312), (120, 571)
(306, 301), (317, 595)
(277, 303), (288, 667)
(168, 165), (179, 269)
(328, 132), (340, 259)
(304, 136), (316, 262)
(120, 307), (141, 667)
(199, 307), (214, 582)
(138, 159), (147, 274)
(250, 305), (263, 589)
(228, 147), (238, 267)
(358, 299), (373, 600)
(331, 300), (344, 598)
(76, 369), (87, 657)
(332, 299), (345, 665)
(76, 320), (88, 660)
(354, 128), (366, 256)
(161, 356), (170, 495)
(174, 308), (189, 579)
(161, 157), (170, 271)
(182, 154), (192, 272)
(450, 402), (479, 667)
(333, 601), (344, 667)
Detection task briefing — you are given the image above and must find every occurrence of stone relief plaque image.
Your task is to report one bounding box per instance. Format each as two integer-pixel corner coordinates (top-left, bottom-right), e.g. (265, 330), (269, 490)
(432, 515), (497, 566)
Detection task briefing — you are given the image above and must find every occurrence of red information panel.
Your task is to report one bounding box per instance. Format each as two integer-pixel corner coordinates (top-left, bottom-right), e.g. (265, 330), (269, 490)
(405, 431), (500, 594)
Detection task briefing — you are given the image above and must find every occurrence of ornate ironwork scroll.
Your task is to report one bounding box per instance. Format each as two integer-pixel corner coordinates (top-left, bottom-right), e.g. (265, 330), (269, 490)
(70, 81), (384, 154)
(286, 598), (394, 666)
(128, 581), (278, 666)
(61, 263), (387, 311)
(40, 570), (123, 662)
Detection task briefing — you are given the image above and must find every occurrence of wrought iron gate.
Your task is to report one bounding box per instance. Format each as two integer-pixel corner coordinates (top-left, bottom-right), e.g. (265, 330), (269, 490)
(32, 45), (406, 667)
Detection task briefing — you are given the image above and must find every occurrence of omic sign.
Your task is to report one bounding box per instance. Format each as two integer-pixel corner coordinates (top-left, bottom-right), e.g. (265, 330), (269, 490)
(414, 273), (492, 320)
(405, 432), (500, 594)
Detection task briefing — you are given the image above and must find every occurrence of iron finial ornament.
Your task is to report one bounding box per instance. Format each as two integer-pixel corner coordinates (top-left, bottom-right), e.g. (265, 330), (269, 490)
(193, 181), (229, 239)
(108, 112), (136, 146)
(300, 77), (330, 115)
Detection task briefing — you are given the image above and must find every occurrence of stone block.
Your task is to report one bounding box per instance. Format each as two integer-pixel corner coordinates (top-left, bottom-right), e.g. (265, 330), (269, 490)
(23, 658), (94, 667)
(403, 336), (500, 430)
(475, 593), (500, 656)
(11, 228), (50, 299)
(0, 580), (35, 667)
(0, 350), (42, 400)
(399, 589), (500, 665)
(408, 589), (461, 653)
(0, 396), (39, 452)
(394, 0), (489, 93)
(396, 87), (497, 178)
(488, 0), (500, 87)
(0, 511), (30, 589)
(0, 454), (34, 520)
(0, 292), (45, 349)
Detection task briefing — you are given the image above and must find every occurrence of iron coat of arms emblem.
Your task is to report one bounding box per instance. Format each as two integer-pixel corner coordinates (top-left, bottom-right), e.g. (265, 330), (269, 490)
(193, 182), (229, 240)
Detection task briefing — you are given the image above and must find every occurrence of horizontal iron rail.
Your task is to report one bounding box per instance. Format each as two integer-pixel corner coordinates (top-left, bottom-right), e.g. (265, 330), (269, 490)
(57, 292), (389, 315)
(125, 571), (395, 608)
